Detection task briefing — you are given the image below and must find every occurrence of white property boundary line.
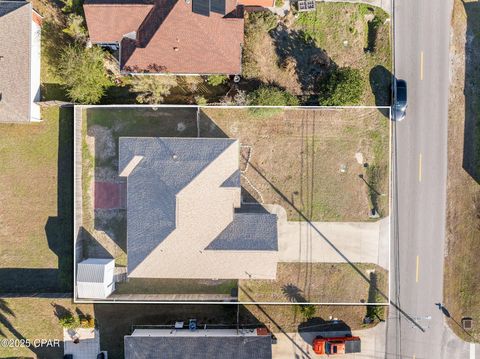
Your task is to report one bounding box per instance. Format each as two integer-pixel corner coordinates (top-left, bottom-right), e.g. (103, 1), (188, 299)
(73, 104), (392, 305)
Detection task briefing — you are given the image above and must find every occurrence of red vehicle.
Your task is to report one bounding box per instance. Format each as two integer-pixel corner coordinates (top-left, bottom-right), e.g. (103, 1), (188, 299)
(312, 335), (361, 355)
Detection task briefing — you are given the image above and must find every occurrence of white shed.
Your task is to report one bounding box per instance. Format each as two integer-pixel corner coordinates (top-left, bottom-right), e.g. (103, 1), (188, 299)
(77, 258), (115, 299)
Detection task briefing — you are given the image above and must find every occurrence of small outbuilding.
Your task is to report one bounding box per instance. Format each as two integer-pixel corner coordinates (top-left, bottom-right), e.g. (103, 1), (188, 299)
(77, 258), (115, 299)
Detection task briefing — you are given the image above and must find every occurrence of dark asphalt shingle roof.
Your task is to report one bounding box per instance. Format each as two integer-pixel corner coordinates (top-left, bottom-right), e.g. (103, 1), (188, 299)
(124, 335), (273, 359)
(206, 213), (278, 251)
(221, 169), (241, 188)
(0, 1), (32, 123)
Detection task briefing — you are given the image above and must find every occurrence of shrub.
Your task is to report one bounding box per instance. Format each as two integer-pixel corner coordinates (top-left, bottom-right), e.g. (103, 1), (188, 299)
(129, 76), (178, 104)
(319, 67), (364, 106)
(195, 95), (208, 105)
(248, 85), (299, 106)
(299, 304), (316, 320)
(206, 75), (228, 86)
(248, 85), (299, 117)
(59, 312), (79, 329)
(58, 44), (111, 103)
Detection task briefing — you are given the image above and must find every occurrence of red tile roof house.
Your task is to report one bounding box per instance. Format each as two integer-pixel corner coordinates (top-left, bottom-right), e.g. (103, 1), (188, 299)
(83, 0), (247, 75)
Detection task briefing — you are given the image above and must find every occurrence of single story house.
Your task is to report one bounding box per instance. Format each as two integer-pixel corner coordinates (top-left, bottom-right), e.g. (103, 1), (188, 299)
(124, 327), (273, 358)
(118, 137), (279, 279)
(83, 0), (245, 75)
(0, 1), (41, 123)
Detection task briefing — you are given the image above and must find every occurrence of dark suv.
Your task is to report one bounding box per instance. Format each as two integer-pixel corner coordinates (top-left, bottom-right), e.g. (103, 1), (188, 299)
(393, 79), (408, 121)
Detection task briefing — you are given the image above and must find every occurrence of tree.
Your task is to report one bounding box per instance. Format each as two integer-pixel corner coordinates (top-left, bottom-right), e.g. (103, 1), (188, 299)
(58, 44), (111, 104)
(247, 85), (299, 117)
(319, 67), (364, 106)
(129, 76), (178, 104)
(206, 75), (228, 87)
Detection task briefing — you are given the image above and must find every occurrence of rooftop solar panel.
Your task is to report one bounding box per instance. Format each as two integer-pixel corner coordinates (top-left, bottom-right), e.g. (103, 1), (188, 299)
(192, 0), (210, 16)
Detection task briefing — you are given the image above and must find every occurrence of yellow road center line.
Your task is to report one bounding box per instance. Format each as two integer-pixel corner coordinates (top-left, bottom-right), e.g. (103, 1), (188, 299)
(416, 256), (420, 283)
(420, 51), (424, 80)
(419, 153), (422, 183)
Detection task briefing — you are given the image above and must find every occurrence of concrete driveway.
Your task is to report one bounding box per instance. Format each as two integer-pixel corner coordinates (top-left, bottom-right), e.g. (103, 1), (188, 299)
(272, 322), (387, 359)
(268, 205), (389, 269)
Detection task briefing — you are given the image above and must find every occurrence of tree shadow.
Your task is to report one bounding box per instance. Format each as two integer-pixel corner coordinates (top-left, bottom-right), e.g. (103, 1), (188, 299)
(282, 283), (307, 303)
(369, 65), (392, 117)
(462, 0), (480, 184)
(271, 25), (334, 94)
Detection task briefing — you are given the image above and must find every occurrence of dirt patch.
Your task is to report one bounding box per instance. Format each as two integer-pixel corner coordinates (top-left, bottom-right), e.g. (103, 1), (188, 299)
(444, 0), (480, 342)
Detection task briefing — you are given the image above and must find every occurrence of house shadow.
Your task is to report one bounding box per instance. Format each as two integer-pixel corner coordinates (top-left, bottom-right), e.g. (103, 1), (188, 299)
(369, 65), (392, 118)
(462, 0), (480, 184)
(0, 106), (74, 294)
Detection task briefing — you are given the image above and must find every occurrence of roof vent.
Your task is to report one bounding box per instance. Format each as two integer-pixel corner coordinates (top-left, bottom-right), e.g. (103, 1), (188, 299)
(172, 154), (178, 161)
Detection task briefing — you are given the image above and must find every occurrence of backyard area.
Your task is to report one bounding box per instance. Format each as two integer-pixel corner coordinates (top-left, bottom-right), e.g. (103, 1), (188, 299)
(0, 106), (73, 292)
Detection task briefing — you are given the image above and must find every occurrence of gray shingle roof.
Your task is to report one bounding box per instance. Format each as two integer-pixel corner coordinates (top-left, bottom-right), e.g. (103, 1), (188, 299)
(206, 213), (278, 251)
(124, 335), (273, 359)
(221, 169), (240, 188)
(0, 1), (32, 123)
(119, 137), (236, 274)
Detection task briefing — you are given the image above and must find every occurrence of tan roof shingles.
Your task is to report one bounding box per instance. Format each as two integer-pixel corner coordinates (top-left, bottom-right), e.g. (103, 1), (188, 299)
(122, 0), (244, 74)
(0, 1), (31, 123)
(83, 1), (154, 43)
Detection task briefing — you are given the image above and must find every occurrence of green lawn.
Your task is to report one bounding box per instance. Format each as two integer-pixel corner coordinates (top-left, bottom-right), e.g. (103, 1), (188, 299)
(0, 106), (73, 292)
(114, 279), (238, 295)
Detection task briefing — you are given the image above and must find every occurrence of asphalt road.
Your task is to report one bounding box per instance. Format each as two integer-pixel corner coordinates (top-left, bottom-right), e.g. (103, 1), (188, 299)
(387, 0), (479, 358)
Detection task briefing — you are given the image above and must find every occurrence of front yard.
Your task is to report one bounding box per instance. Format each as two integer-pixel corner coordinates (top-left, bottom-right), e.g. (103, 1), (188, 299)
(200, 107), (390, 222)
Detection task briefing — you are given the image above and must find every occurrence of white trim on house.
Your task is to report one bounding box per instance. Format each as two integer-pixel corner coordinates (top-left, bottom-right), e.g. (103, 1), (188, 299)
(30, 16), (41, 122)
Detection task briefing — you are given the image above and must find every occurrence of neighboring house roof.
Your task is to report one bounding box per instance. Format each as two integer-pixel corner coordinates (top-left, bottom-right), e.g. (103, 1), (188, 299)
(124, 330), (273, 359)
(119, 137), (278, 279)
(84, 0), (244, 74)
(238, 0), (274, 7)
(83, 0), (154, 43)
(0, 1), (32, 123)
